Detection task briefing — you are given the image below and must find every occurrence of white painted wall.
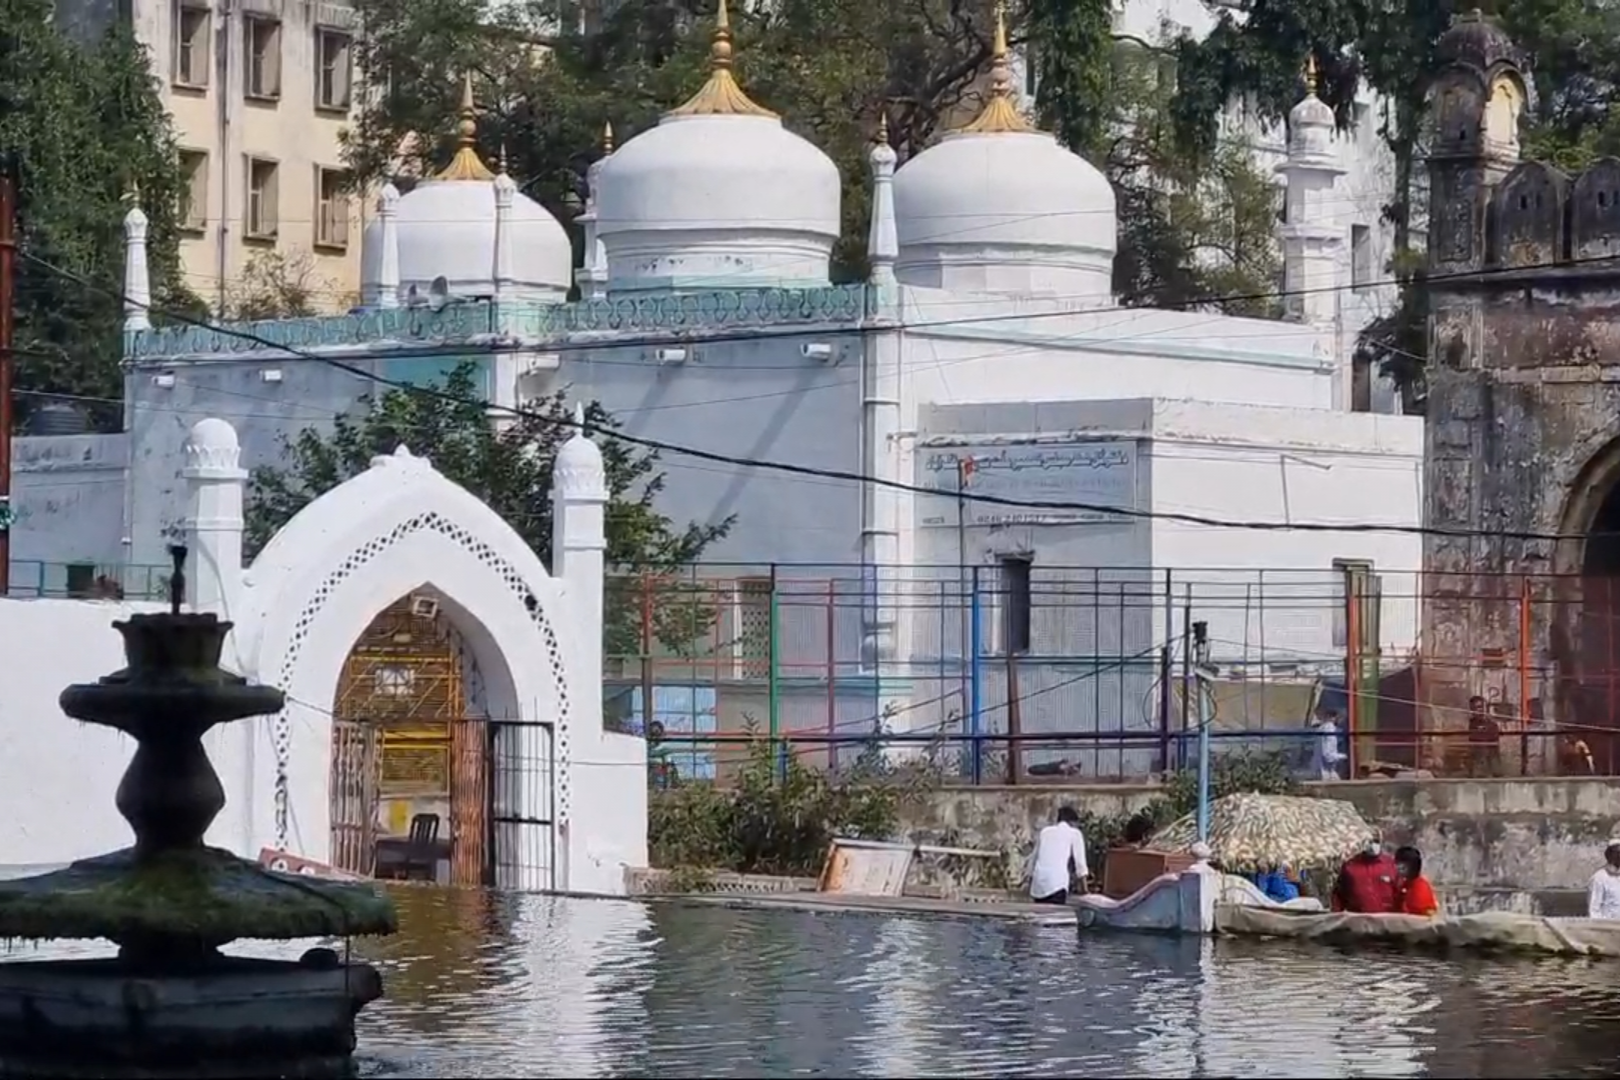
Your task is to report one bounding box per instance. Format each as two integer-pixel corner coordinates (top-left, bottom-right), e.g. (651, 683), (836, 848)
(0, 598), (256, 866)
(1147, 400), (1423, 663)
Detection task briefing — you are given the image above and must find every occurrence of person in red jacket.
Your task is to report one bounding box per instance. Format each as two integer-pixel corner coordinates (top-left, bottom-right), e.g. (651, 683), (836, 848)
(1332, 835), (1401, 913)
(1394, 845), (1440, 917)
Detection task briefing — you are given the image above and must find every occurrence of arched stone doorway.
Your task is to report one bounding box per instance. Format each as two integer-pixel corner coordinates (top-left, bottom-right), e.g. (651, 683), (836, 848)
(1555, 438), (1620, 774)
(180, 418), (646, 896)
(236, 448), (574, 892)
(330, 594), (494, 884)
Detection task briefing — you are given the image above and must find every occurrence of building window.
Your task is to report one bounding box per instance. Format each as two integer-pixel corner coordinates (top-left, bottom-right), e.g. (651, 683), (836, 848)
(245, 156), (279, 240)
(315, 166), (350, 250)
(173, 1), (211, 89)
(245, 17), (282, 101)
(1352, 224), (1374, 290)
(997, 556), (1033, 656)
(316, 28), (353, 112)
(178, 149), (208, 233)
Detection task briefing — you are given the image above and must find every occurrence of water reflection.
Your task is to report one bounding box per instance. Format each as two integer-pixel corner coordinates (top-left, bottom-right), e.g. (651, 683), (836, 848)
(8, 887), (1620, 1077)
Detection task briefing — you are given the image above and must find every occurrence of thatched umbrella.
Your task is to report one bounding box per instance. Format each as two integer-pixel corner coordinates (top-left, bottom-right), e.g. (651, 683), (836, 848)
(1152, 793), (1375, 872)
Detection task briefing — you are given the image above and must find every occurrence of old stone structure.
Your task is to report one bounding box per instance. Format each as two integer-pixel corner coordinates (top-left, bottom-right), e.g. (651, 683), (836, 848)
(1423, 11), (1620, 768)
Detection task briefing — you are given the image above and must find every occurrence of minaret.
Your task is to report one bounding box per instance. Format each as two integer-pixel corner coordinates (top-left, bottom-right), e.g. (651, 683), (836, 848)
(576, 123), (614, 300)
(123, 188), (151, 333)
(1275, 56), (1347, 406)
(492, 149), (516, 301)
(867, 113), (899, 285)
(182, 417), (246, 622)
(375, 182), (401, 309)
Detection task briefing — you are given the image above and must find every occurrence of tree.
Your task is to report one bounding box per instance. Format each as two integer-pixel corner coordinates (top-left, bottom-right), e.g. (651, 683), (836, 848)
(244, 362), (734, 656)
(224, 250), (343, 322)
(0, 0), (197, 430)
(1101, 41), (1282, 316)
(1167, 0), (1620, 407)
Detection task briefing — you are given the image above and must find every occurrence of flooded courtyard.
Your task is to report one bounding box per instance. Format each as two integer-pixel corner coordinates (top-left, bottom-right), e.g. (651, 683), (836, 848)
(10, 886), (1619, 1077)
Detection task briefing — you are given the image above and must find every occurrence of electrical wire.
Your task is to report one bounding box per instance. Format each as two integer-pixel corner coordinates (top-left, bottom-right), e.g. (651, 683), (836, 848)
(18, 247), (1605, 542)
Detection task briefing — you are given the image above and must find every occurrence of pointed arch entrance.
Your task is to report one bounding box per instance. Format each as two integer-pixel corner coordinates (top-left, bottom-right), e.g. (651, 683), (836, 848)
(1555, 438), (1620, 774)
(237, 448), (575, 891)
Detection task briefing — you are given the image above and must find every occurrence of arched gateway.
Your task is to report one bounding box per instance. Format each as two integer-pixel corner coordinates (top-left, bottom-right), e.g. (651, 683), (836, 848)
(179, 417), (646, 896)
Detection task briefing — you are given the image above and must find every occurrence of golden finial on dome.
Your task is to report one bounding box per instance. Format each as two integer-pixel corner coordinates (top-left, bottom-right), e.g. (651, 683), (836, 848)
(876, 111), (890, 146)
(959, 0), (1037, 135)
(1304, 53), (1320, 96)
(602, 120), (615, 155)
(435, 71), (496, 182)
(666, 0), (779, 119)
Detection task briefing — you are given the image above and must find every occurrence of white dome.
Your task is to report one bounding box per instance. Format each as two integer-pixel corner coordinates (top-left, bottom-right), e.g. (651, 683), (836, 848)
(360, 176), (573, 304)
(891, 10), (1117, 302)
(893, 130), (1117, 301)
(594, 11), (839, 291)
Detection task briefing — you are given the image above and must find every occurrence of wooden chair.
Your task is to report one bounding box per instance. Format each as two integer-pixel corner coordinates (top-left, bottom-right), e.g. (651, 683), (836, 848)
(376, 813), (442, 882)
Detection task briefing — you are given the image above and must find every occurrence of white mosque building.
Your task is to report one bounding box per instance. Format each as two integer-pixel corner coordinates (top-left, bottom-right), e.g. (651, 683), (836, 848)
(13, 2), (1423, 781)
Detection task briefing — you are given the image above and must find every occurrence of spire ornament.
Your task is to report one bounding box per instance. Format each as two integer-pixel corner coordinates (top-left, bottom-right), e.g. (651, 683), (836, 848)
(434, 71), (497, 182)
(1304, 53), (1320, 96)
(959, 0), (1038, 135)
(666, 0), (778, 119)
(602, 120), (615, 155)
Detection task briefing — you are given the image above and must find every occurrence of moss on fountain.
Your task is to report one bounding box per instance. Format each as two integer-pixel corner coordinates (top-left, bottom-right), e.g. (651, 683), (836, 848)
(0, 846), (396, 946)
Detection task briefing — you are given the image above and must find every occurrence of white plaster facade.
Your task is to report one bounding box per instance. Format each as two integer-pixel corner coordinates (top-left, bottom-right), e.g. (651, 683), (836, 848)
(0, 416), (646, 896)
(11, 5), (1424, 790)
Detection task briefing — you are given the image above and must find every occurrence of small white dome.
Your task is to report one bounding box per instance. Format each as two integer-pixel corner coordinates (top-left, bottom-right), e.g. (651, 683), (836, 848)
(360, 178), (573, 303)
(187, 416), (239, 452)
(553, 406), (606, 498)
(361, 79), (572, 305)
(594, 8), (840, 291)
(891, 11), (1116, 301)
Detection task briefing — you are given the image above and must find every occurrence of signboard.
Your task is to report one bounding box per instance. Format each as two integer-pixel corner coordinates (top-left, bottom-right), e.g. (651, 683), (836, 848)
(917, 441), (1139, 527)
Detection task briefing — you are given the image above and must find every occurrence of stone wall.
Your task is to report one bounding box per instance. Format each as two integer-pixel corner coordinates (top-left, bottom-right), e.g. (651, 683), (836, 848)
(900, 778), (1620, 899)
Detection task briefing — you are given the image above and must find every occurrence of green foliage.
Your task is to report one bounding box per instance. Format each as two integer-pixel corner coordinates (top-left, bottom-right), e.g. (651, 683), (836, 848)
(0, 0), (198, 430)
(1092, 41), (1283, 316)
(1168, 0), (1620, 405)
(243, 361), (732, 655)
(648, 731), (938, 877)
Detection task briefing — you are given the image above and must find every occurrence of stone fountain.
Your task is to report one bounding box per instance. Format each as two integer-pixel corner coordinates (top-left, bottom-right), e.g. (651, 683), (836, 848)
(0, 547), (397, 1079)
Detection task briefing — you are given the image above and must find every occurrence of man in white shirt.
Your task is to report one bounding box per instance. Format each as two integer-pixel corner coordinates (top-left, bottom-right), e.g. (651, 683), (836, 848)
(1028, 806), (1089, 905)
(1312, 709), (1346, 781)
(1589, 842), (1620, 919)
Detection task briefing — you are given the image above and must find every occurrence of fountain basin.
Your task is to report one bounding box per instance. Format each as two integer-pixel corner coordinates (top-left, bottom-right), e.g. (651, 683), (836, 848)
(0, 952), (381, 1079)
(0, 848), (396, 948)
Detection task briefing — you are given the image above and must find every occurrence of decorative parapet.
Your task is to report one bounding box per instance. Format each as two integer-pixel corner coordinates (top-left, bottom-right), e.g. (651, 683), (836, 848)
(125, 284), (872, 364)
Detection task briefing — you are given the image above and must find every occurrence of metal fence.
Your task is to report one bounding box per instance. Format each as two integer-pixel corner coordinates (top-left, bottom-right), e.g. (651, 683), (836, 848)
(4, 560), (170, 601)
(18, 557), (1620, 783)
(607, 563), (1424, 784)
(613, 565), (1620, 784)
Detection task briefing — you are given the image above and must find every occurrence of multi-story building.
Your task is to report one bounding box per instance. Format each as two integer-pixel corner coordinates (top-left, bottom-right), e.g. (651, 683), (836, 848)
(60, 0), (365, 313)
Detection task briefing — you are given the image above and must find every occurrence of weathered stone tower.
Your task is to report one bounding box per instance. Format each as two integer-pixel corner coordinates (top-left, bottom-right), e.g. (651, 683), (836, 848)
(1423, 10), (1620, 771)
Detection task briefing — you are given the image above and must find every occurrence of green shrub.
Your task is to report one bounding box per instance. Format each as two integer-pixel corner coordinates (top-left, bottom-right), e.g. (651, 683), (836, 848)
(647, 735), (940, 878)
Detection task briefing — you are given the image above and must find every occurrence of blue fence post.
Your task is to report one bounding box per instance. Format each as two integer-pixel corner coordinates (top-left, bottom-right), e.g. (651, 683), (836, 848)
(969, 565), (984, 785)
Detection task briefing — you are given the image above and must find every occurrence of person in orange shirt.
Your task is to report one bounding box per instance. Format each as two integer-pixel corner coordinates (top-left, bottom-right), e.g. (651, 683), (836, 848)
(1394, 845), (1440, 917)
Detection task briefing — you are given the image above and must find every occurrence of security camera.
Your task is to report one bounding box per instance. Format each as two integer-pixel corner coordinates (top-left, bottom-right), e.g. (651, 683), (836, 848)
(654, 347), (689, 364)
(800, 342), (834, 360)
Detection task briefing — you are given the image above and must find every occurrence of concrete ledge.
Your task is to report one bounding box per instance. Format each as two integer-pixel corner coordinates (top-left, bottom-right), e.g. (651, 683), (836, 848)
(646, 891), (1077, 926)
